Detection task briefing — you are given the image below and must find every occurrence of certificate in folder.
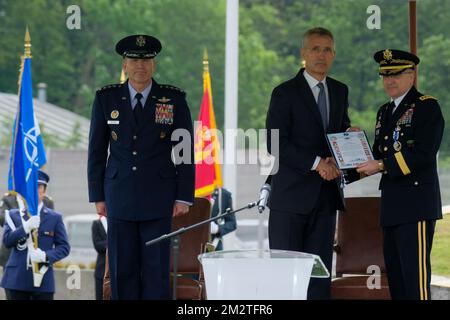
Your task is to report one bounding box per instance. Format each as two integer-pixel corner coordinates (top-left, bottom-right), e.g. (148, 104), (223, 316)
(326, 131), (374, 170)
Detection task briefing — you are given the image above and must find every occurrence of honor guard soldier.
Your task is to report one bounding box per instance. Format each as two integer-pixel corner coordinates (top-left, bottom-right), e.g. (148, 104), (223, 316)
(87, 34), (195, 300)
(0, 170), (70, 300)
(210, 188), (236, 251)
(0, 181), (54, 269)
(357, 49), (445, 300)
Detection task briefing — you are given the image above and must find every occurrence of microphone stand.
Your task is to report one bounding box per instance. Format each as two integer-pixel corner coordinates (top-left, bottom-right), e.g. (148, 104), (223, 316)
(145, 201), (259, 300)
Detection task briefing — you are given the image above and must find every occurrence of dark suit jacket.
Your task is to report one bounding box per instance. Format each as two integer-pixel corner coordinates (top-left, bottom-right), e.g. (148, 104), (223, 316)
(91, 219), (107, 280)
(87, 79), (195, 221)
(266, 68), (351, 214)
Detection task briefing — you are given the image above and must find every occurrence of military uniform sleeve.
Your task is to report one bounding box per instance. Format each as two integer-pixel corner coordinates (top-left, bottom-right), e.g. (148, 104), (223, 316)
(266, 88), (318, 173)
(385, 99), (444, 178)
(1, 195), (18, 227)
(172, 92), (195, 204)
(2, 211), (27, 248)
(87, 93), (110, 202)
(44, 214), (70, 264)
(0, 197), (6, 227)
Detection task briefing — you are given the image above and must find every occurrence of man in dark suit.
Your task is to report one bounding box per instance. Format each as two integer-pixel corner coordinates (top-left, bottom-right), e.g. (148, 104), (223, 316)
(0, 170), (70, 300)
(91, 216), (107, 300)
(87, 34), (195, 300)
(210, 188), (236, 251)
(266, 27), (357, 299)
(357, 49), (444, 300)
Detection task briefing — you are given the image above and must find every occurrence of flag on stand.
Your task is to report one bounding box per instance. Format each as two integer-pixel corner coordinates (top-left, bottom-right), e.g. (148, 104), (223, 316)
(8, 27), (47, 217)
(194, 50), (222, 197)
(8, 27), (48, 287)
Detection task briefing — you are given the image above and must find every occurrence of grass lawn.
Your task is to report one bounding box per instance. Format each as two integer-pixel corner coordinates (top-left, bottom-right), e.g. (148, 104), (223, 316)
(431, 214), (450, 277)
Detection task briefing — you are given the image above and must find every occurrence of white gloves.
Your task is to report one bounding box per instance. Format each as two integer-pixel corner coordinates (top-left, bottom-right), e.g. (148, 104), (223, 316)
(29, 248), (47, 263)
(210, 222), (219, 235)
(23, 216), (40, 234)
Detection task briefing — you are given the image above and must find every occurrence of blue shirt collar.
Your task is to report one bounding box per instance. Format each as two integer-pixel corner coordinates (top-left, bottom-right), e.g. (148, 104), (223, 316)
(128, 81), (152, 108)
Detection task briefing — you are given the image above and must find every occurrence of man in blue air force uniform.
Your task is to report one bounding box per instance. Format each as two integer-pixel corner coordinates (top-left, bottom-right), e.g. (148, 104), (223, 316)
(0, 170), (70, 300)
(87, 34), (195, 300)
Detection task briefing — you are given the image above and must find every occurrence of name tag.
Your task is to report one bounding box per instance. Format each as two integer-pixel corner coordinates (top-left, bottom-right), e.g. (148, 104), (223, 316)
(108, 120), (120, 125)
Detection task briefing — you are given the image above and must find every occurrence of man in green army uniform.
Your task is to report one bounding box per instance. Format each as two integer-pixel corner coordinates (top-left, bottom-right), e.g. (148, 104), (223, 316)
(357, 49), (445, 300)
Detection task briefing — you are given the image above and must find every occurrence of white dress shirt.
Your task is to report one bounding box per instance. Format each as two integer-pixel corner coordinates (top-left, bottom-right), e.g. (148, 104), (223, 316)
(303, 70), (330, 170)
(391, 89), (410, 114)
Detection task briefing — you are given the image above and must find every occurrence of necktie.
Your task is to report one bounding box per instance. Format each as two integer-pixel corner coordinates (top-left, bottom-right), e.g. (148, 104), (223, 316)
(317, 82), (328, 130)
(386, 101), (395, 123)
(134, 93), (143, 124)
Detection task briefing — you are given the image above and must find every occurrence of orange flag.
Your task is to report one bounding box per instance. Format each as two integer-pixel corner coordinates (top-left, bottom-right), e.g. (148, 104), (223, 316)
(194, 50), (223, 197)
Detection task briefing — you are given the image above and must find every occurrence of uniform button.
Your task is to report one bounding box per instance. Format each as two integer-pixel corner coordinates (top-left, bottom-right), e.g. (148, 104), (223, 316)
(401, 133), (404, 136)
(414, 181), (419, 186)
(384, 136), (388, 140)
(383, 171), (388, 175)
(132, 166), (137, 171)
(384, 147), (388, 151)
(133, 135), (137, 140)
(132, 151), (137, 156)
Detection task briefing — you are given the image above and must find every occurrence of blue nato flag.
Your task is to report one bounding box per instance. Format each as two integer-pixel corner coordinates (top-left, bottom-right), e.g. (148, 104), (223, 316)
(8, 57), (47, 216)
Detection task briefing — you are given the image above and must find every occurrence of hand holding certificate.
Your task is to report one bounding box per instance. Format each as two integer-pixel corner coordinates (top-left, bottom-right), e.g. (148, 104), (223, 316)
(326, 131), (374, 170)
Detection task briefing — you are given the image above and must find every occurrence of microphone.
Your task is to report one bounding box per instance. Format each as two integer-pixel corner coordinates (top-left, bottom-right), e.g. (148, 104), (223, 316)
(257, 183), (271, 213)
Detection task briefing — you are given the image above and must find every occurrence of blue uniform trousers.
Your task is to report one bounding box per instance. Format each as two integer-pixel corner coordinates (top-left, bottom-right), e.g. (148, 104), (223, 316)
(107, 217), (172, 300)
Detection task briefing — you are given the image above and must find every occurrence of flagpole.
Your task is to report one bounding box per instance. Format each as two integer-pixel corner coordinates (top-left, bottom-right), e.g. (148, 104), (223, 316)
(203, 50), (223, 189)
(22, 26), (38, 243)
(24, 27), (45, 285)
(224, 0), (238, 197)
(409, 0), (418, 88)
(195, 50), (223, 197)
(10, 29), (30, 191)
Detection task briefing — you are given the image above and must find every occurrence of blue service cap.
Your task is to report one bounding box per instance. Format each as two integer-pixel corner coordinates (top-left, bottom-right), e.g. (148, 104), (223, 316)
(38, 170), (50, 186)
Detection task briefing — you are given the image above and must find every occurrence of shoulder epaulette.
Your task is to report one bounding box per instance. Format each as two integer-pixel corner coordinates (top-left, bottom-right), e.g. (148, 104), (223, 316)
(98, 83), (123, 92)
(419, 95), (437, 101)
(160, 84), (185, 94)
